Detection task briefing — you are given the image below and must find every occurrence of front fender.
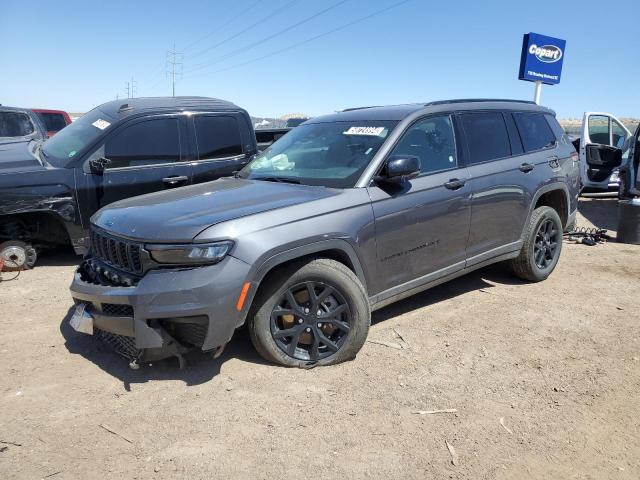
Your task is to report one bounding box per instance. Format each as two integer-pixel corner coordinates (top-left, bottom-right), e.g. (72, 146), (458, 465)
(233, 237), (370, 323)
(0, 183), (84, 252)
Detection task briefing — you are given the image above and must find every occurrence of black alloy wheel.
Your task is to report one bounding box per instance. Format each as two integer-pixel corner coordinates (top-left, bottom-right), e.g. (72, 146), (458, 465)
(270, 281), (351, 362)
(533, 218), (560, 269)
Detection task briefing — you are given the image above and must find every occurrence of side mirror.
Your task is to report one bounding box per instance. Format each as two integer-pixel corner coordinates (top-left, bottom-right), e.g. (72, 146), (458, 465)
(89, 157), (111, 175)
(376, 155), (421, 183)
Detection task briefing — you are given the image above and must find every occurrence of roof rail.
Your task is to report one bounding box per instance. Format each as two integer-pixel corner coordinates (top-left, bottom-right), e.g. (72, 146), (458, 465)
(340, 105), (381, 112)
(424, 98), (537, 106)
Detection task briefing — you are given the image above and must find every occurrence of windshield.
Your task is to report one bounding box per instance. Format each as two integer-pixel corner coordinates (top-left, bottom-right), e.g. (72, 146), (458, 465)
(42, 108), (114, 166)
(238, 120), (398, 188)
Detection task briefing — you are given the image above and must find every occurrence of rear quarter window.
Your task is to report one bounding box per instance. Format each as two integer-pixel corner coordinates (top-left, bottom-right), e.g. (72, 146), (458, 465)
(544, 113), (566, 141)
(459, 112), (511, 164)
(513, 112), (556, 152)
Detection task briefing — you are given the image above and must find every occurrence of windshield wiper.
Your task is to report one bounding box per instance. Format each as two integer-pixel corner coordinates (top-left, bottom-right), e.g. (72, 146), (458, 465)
(254, 176), (301, 184)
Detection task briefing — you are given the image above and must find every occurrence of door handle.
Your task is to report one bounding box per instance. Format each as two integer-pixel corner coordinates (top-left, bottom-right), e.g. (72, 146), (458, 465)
(444, 178), (465, 190)
(162, 175), (189, 187)
(519, 163), (534, 173)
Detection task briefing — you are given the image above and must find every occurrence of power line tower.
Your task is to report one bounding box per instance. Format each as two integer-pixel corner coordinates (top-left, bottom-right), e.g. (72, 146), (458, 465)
(166, 43), (183, 97)
(125, 77), (137, 98)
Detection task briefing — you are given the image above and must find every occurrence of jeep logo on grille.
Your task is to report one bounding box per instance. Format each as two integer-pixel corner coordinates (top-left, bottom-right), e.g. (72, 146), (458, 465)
(529, 44), (563, 63)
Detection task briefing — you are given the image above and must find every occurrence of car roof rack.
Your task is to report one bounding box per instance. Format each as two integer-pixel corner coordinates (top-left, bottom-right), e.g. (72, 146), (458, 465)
(425, 98), (537, 106)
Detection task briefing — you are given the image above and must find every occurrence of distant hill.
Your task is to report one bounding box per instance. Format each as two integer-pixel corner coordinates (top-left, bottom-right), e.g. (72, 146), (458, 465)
(559, 118), (638, 136)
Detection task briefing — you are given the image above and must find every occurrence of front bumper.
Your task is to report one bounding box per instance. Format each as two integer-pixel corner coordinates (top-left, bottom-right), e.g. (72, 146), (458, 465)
(69, 255), (252, 358)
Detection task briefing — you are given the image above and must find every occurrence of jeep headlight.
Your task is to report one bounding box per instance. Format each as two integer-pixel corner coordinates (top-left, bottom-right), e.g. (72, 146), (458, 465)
(146, 241), (234, 265)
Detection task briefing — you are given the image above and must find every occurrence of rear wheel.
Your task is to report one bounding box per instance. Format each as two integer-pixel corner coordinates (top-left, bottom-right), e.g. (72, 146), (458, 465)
(509, 206), (562, 282)
(0, 240), (37, 271)
(249, 258), (370, 367)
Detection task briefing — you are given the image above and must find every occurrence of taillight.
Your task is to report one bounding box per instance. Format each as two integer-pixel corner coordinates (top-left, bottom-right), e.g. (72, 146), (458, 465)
(570, 152), (579, 162)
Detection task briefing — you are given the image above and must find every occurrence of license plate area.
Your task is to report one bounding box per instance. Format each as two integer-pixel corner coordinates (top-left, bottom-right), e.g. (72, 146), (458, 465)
(70, 302), (94, 334)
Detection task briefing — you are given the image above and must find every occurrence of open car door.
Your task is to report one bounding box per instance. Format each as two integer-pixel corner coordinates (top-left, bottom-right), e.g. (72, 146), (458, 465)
(620, 122), (640, 198)
(578, 112), (631, 190)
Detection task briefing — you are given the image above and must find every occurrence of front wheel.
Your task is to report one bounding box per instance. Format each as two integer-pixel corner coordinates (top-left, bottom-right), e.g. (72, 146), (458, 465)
(249, 258), (370, 368)
(509, 206), (563, 282)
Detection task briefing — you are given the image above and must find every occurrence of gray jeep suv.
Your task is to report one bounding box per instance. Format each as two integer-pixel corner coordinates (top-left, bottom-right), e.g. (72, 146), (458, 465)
(69, 99), (579, 368)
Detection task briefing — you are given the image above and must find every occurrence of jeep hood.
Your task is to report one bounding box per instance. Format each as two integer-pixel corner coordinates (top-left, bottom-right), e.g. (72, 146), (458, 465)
(92, 177), (339, 242)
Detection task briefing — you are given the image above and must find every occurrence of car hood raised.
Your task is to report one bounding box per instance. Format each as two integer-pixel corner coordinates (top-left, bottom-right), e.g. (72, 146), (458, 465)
(92, 177), (339, 242)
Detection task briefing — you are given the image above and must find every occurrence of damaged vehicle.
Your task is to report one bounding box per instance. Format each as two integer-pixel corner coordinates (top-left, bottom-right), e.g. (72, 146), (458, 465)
(0, 106), (47, 144)
(69, 99), (580, 369)
(0, 97), (259, 270)
(31, 108), (73, 137)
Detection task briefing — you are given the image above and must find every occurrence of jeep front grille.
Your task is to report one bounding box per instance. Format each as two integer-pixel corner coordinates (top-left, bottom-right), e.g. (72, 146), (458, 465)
(90, 229), (143, 274)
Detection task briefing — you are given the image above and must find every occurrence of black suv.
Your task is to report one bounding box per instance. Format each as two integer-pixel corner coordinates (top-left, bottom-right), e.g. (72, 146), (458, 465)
(69, 99), (580, 368)
(0, 97), (258, 269)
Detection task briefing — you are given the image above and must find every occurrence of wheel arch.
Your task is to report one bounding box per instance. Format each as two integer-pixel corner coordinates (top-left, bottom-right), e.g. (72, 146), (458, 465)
(529, 183), (571, 230)
(0, 211), (73, 248)
(241, 239), (368, 320)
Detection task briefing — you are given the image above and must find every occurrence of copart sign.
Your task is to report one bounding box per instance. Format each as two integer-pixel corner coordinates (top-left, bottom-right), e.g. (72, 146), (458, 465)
(518, 32), (566, 85)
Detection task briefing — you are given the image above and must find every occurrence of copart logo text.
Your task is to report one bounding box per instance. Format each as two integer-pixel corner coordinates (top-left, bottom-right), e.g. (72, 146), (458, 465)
(529, 44), (563, 63)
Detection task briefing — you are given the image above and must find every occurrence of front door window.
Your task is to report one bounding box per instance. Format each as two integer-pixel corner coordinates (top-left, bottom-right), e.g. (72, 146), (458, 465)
(105, 117), (181, 168)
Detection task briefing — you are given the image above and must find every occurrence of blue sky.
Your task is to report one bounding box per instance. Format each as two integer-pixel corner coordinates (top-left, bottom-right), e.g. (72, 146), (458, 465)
(1, 0), (638, 118)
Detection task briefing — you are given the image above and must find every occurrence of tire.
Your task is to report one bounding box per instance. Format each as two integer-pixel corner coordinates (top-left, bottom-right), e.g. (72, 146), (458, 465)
(248, 258), (370, 368)
(0, 240), (37, 271)
(509, 206), (563, 282)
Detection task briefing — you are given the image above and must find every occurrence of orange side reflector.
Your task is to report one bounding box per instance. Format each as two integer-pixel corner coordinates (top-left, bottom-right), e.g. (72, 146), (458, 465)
(236, 282), (251, 311)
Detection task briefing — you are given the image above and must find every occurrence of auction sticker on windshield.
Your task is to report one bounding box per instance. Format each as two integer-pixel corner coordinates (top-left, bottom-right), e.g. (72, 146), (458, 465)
(343, 126), (386, 136)
(92, 119), (111, 130)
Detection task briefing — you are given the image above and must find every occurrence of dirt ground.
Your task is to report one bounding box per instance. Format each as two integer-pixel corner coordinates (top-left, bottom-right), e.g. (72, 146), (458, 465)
(1, 197), (638, 480)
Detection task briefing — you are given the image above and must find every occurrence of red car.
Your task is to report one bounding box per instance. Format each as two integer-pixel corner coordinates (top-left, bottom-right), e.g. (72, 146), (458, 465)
(31, 108), (72, 137)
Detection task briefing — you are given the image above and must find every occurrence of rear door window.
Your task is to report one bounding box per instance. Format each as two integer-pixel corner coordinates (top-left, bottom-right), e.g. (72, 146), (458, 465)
(513, 112), (556, 152)
(460, 112), (511, 164)
(0, 111), (34, 137)
(105, 117), (181, 168)
(194, 115), (243, 160)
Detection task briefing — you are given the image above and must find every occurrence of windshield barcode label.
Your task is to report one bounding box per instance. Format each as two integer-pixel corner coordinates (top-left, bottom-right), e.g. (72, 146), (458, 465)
(343, 126), (385, 136)
(92, 119), (111, 130)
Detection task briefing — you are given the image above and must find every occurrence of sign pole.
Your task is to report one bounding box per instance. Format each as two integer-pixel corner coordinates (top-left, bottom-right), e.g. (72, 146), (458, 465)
(533, 81), (542, 104)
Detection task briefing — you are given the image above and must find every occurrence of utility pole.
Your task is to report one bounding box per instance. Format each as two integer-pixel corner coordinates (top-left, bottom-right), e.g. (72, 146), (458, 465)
(125, 77), (137, 99)
(166, 43), (183, 97)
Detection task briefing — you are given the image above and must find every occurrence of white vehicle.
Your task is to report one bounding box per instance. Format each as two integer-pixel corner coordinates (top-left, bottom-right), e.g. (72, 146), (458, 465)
(575, 112), (632, 193)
